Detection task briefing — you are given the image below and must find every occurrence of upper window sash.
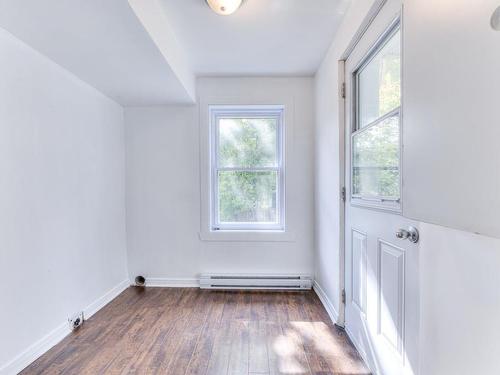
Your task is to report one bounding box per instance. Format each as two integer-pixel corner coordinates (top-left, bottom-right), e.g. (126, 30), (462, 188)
(353, 24), (401, 132)
(213, 113), (282, 170)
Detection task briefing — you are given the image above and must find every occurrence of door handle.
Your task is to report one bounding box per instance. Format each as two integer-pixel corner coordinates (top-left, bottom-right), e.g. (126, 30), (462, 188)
(396, 226), (419, 243)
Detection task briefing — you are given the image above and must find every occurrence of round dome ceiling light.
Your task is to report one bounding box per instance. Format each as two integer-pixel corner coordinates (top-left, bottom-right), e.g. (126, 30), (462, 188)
(206, 0), (243, 16)
(491, 6), (500, 31)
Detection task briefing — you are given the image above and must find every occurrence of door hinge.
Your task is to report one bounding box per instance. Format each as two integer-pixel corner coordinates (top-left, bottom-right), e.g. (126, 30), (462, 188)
(341, 289), (346, 304)
(341, 186), (346, 202)
(341, 82), (346, 99)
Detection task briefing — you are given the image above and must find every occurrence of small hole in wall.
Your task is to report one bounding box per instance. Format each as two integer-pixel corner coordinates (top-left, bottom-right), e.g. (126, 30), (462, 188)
(491, 6), (500, 31)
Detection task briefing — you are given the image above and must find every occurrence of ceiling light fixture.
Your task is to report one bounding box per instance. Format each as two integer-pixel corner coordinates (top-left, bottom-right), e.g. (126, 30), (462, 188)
(205, 0), (243, 16)
(491, 6), (500, 31)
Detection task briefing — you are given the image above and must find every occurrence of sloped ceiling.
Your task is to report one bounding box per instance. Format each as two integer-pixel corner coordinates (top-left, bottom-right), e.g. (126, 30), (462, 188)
(0, 0), (195, 106)
(0, 0), (350, 105)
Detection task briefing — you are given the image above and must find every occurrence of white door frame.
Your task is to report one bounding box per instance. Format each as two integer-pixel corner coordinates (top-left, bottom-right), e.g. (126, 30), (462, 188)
(337, 0), (389, 328)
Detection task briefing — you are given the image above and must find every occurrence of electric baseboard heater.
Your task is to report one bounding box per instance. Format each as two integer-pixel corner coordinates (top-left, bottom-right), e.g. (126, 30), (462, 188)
(199, 274), (312, 290)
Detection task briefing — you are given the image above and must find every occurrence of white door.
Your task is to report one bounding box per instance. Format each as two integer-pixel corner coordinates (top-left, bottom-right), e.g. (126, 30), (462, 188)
(343, 1), (419, 375)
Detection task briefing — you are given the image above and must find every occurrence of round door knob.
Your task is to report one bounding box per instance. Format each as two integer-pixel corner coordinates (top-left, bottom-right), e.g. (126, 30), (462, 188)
(396, 226), (419, 243)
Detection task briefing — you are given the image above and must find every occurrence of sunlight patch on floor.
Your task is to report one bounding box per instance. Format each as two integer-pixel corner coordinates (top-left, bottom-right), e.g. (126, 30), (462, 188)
(272, 329), (309, 374)
(269, 321), (369, 374)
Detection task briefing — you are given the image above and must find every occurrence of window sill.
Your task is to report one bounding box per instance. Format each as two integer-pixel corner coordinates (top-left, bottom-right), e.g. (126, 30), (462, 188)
(198, 230), (296, 242)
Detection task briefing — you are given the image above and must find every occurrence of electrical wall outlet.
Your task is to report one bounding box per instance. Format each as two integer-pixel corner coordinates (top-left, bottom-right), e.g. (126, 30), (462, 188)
(68, 312), (84, 331)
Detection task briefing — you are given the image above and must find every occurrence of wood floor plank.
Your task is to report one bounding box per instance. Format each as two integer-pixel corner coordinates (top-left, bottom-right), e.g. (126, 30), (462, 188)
(279, 321), (313, 375)
(20, 288), (369, 375)
(185, 291), (227, 375)
(285, 292), (309, 322)
(307, 352), (334, 375)
(248, 320), (269, 374)
(205, 322), (232, 375)
(227, 320), (250, 375)
(275, 292), (291, 325)
(235, 291), (252, 321)
(265, 320), (284, 375)
(162, 291), (213, 374)
(220, 291), (238, 323)
(250, 292), (267, 321)
(147, 292), (200, 373)
(262, 292), (280, 323)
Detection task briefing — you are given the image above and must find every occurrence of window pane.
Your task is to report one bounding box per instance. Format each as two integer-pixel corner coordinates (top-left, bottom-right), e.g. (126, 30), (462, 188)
(358, 30), (400, 128)
(218, 171), (278, 223)
(352, 115), (400, 199)
(218, 118), (277, 168)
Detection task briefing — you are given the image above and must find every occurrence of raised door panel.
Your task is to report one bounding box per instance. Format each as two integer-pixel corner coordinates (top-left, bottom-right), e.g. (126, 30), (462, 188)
(351, 229), (367, 315)
(378, 240), (405, 357)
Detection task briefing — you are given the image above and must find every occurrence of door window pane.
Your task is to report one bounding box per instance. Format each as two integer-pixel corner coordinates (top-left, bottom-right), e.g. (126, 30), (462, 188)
(358, 30), (400, 128)
(218, 118), (277, 168)
(352, 115), (400, 199)
(218, 171), (278, 223)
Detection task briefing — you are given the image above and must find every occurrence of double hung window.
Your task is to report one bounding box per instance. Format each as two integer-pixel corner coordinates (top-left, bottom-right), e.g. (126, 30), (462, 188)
(351, 26), (402, 210)
(210, 105), (285, 231)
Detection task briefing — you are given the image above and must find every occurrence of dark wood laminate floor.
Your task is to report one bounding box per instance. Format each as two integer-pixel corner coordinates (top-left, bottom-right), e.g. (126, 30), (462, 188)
(21, 287), (370, 375)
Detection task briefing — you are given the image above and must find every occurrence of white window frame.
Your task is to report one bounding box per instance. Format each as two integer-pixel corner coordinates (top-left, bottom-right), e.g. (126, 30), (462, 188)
(350, 21), (402, 212)
(209, 105), (285, 232)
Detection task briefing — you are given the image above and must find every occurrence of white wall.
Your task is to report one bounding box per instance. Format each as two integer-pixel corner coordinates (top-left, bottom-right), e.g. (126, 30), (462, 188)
(314, 0), (376, 321)
(125, 105), (201, 281)
(0, 27), (128, 372)
(125, 77), (315, 282)
(403, 0), (500, 238)
(405, 1), (500, 373)
(314, 0), (500, 374)
(419, 223), (500, 375)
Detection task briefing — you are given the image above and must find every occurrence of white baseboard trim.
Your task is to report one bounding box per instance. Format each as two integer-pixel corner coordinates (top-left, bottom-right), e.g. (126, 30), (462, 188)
(313, 280), (339, 324)
(145, 277), (199, 288)
(0, 278), (129, 375)
(84, 279), (129, 320)
(0, 322), (71, 375)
